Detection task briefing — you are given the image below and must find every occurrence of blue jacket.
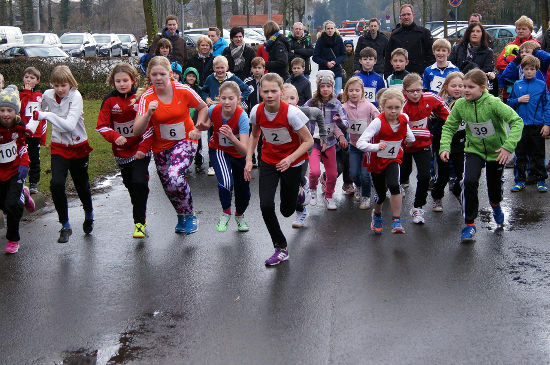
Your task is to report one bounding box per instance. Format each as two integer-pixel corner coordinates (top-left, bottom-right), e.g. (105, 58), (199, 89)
(498, 49), (550, 89)
(356, 70), (386, 107)
(507, 77), (550, 126)
(201, 72), (251, 107)
(312, 33), (346, 78)
(422, 61), (459, 94)
(212, 37), (228, 57)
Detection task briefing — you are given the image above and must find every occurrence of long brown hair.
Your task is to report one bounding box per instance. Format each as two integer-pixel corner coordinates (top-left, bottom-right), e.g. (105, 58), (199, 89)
(459, 22), (489, 49)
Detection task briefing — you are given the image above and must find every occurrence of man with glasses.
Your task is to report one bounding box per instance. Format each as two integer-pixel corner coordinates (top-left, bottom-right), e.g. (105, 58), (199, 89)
(288, 22), (314, 79)
(384, 4), (434, 78)
(354, 18), (389, 75)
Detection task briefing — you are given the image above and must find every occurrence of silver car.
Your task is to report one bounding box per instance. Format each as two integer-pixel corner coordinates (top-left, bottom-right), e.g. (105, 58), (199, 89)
(117, 34), (138, 56)
(60, 32), (97, 57)
(93, 33), (123, 57)
(23, 33), (62, 47)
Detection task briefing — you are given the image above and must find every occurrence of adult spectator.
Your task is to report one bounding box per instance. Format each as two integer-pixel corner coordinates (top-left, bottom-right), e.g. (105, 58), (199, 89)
(313, 20), (346, 94)
(469, 13), (494, 49)
(354, 17), (388, 74)
(449, 22), (495, 79)
(186, 36), (214, 87)
(208, 27), (228, 57)
(222, 27), (256, 81)
(288, 22), (314, 79)
(497, 15), (539, 72)
(541, 21), (550, 53)
(149, 15), (187, 66)
(263, 21), (291, 80)
(384, 4), (434, 78)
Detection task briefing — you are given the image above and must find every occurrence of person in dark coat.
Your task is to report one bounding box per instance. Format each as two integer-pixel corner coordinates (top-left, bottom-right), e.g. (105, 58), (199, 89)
(286, 57), (312, 106)
(354, 17), (389, 74)
(384, 4), (434, 78)
(186, 35), (214, 87)
(288, 22), (314, 78)
(148, 15), (187, 66)
(263, 20), (291, 80)
(222, 27), (256, 81)
(313, 20), (346, 95)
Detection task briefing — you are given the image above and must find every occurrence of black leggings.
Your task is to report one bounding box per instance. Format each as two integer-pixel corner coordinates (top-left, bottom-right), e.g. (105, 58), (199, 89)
(400, 148), (431, 208)
(120, 156), (150, 224)
(0, 175), (24, 241)
(26, 137), (41, 184)
(372, 162), (401, 205)
(514, 125), (548, 182)
(432, 152), (464, 200)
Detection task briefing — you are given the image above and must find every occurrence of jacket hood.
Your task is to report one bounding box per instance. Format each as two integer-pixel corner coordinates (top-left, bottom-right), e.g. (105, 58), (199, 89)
(183, 67), (200, 83)
(163, 28), (180, 38)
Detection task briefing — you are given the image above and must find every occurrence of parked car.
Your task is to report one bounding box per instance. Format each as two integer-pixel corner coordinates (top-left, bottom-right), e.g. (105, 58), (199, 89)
(23, 32), (62, 47)
(433, 25), (469, 39)
(93, 33), (123, 57)
(139, 35), (148, 52)
(0, 26), (24, 53)
(244, 28), (265, 45)
(184, 28), (230, 42)
(2, 45), (68, 58)
(182, 33), (196, 50)
(60, 32), (97, 57)
(484, 25), (516, 39)
(117, 34), (138, 56)
(426, 21), (468, 33)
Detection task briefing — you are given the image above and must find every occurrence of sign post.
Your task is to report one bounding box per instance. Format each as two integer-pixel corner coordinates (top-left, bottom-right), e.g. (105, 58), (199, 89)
(448, 0), (462, 35)
(385, 14), (390, 24)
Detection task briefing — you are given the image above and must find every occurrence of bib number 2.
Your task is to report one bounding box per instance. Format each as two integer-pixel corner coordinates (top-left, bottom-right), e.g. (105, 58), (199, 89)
(261, 127), (292, 145)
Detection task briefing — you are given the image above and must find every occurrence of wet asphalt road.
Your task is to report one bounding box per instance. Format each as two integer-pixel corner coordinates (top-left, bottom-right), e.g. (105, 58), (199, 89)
(1, 145), (550, 364)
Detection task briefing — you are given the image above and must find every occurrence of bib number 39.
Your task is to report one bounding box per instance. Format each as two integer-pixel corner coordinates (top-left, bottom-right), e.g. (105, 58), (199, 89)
(0, 141), (17, 163)
(468, 120), (496, 139)
(261, 127), (292, 145)
(160, 122), (186, 140)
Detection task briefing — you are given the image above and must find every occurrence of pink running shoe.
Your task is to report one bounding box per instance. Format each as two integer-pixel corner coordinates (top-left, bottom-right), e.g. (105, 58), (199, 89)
(4, 241), (19, 254)
(23, 186), (35, 212)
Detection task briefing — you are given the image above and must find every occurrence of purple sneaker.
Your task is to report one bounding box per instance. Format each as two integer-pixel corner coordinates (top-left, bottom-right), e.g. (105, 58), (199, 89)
(23, 186), (35, 212)
(265, 248), (289, 266)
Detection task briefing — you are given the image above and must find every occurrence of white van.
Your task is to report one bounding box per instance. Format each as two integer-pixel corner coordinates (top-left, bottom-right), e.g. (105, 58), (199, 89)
(0, 26), (24, 52)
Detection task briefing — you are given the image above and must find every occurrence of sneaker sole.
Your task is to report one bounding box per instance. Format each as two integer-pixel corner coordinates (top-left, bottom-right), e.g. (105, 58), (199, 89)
(461, 237), (475, 243)
(237, 227), (249, 232)
(265, 256), (289, 266)
(133, 234), (145, 238)
(359, 205), (370, 210)
(432, 208), (443, 212)
(4, 249), (18, 254)
(392, 229), (405, 234)
(292, 223), (304, 228)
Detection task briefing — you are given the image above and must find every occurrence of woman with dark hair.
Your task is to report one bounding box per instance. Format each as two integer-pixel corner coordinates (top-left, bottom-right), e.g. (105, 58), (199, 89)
(263, 21), (291, 80)
(222, 27), (256, 81)
(312, 20), (346, 95)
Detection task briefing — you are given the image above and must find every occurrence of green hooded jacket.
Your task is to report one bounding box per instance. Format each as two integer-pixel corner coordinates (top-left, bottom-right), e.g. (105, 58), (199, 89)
(439, 91), (524, 161)
(183, 67), (201, 122)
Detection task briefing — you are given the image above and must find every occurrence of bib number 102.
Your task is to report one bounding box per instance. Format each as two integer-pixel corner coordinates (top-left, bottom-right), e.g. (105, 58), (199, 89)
(116, 125), (133, 136)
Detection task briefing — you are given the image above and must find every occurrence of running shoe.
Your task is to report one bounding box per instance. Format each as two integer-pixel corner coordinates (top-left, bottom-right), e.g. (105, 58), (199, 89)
(29, 183), (39, 194)
(371, 210), (383, 234)
(207, 167), (215, 176)
(175, 214), (186, 233)
(325, 197), (337, 210)
(265, 248), (289, 266)
(216, 212), (231, 232)
(510, 182), (526, 192)
(184, 213), (198, 234)
(296, 187), (306, 206)
(401, 181), (410, 189)
(391, 218), (405, 234)
(195, 165), (205, 174)
(410, 208), (425, 224)
(235, 214), (249, 232)
(58, 227), (72, 243)
(133, 223), (146, 238)
(342, 183), (354, 195)
(354, 187), (361, 202)
(23, 186), (35, 212)
(537, 181), (548, 193)
(491, 204), (504, 225)
(359, 196), (371, 210)
(432, 199), (443, 212)
(302, 177), (311, 205)
(310, 191), (318, 206)
(461, 225), (476, 243)
(83, 218), (94, 234)
(4, 240), (19, 254)
(292, 207), (308, 228)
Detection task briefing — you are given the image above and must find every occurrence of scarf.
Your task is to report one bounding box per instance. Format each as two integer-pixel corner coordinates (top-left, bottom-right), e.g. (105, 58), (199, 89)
(265, 31), (281, 52)
(466, 43), (480, 60)
(230, 43), (246, 72)
(198, 52), (211, 59)
(321, 32), (336, 48)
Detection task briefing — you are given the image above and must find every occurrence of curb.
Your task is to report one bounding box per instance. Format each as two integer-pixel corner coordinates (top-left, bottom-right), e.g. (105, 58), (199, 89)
(0, 191), (49, 230)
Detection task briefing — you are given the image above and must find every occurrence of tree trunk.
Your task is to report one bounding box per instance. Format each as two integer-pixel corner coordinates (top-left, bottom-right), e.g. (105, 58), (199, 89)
(0, 0), (6, 25)
(443, 0), (448, 38)
(422, 0), (427, 26)
(232, 0), (238, 15)
(142, 0), (158, 48)
(216, 0), (222, 33)
(48, 0), (53, 31)
(466, 0), (474, 19)
(60, 0), (70, 30)
(542, 0), (549, 31)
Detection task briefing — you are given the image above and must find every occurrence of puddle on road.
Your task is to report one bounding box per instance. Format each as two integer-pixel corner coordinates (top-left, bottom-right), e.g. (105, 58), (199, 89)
(478, 205), (545, 232)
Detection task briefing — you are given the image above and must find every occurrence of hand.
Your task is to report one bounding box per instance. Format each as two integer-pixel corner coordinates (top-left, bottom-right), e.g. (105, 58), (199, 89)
(495, 148), (511, 165)
(518, 94), (530, 103)
(115, 136), (127, 146)
(276, 156), (292, 172)
(354, 70), (360, 74)
(188, 128), (201, 140)
(541, 125), (550, 137)
(338, 136), (348, 149)
(244, 160), (253, 181)
(134, 151), (145, 159)
(332, 114), (340, 122)
(206, 98), (214, 106)
(440, 151), (449, 162)
(147, 100), (158, 115)
(321, 141), (327, 152)
(219, 125), (234, 139)
(378, 142), (387, 151)
(486, 72), (495, 80)
(18, 165), (29, 180)
(23, 82), (33, 90)
(33, 110), (40, 121)
(512, 54), (522, 65)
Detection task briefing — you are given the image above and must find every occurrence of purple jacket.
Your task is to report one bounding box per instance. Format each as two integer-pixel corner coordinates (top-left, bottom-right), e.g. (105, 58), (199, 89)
(304, 96), (349, 149)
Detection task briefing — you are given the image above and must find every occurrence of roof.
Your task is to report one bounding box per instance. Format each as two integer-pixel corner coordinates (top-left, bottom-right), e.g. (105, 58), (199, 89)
(228, 14), (283, 27)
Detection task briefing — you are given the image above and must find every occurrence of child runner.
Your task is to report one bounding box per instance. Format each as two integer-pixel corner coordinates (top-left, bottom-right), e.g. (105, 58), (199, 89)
(245, 73), (313, 266)
(134, 56), (208, 235)
(356, 88), (414, 234)
(342, 76), (379, 209)
(34, 66), (94, 243)
(183, 66), (206, 173)
(189, 81), (251, 232)
(304, 70), (349, 210)
(439, 69), (523, 242)
(401, 73), (450, 224)
(170, 61), (183, 82)
(0, 86), (35, 253)
(96, 63), (152, 238)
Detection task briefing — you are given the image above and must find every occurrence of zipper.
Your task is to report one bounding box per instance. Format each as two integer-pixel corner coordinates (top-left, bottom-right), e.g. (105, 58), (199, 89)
(474, 99), (488, 158)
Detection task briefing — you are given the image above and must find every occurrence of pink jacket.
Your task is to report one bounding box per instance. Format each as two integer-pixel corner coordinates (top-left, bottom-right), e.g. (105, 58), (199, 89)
(342, 99), (380, 146)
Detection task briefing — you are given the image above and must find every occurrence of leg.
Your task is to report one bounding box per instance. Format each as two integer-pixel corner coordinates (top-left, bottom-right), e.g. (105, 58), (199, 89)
(431, 153), (450, 201)
(3, 175), (24, 242)
(26, 137), (41, 185)
(334, 76), (343, 95)
(371, 170), (388, 211)
(449, 152), (464, 199)
(308, 147), (322, 190)
(485, 160), (504, 206)
(514, 128), (529, 183)
(385, 162), (402, 217)
(123, 157), (151, 224)
(50, 154), (71, 224)
(68, 156), (93, 216)
(462, 153), (485, 224)
(400, 152), (413, 184)
(279, 165), (302, 217)
(529, 126), (548, 181)
(412, 148), (431, 208)
(231, 156), (250, 215)
(348, 145), (362, 190)
(322, 145), (338, 198)
(259, 161), (287, 249)
(209, 149), (234, 211)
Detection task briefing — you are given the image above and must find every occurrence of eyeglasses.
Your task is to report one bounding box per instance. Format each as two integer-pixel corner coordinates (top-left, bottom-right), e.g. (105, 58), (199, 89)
(405, 89), (422, 94)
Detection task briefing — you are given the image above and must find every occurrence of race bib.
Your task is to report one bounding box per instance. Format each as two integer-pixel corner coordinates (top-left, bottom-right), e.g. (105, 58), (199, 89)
(113, 120), (135, 137)
(25, 102), (40, 117)
(364, 87), (376, 103)
(160, 122), (186, 140)
(377, 140), (401, 159)
(430, 76), (445, 93)
(468, 120), (496, 139)
(261, 126), (292, 145)
(312, 124), (333, 139)
(410, 117), (428, 129)
(389, 83), (403, 90)
(218, 133), (239, 147)
(0, 141), (17, 163)
(458, 120), (467, 131)
(348, 119), (367, 135)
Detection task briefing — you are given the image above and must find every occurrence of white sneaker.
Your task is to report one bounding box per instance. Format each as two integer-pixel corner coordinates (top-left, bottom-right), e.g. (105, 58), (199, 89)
(325, 197), (337, 210)
(310, 191), (318, 206)
(410, 207), (425, 224)
(292, 207), (309, 228)
(432, 199), (443, 212)
(359, 196), (371, 210)
(354, 187), (361, 202)
(303, 178), (311, 205)
(208, 167), (215, 176)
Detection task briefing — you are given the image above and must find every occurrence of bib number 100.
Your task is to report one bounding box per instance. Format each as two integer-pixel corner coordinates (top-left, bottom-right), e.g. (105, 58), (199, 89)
(0, 142), (17, 163)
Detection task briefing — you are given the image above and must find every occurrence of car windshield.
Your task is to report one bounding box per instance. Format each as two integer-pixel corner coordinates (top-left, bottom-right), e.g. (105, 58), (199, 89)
(26, 47), (66, 57)
(94, 35), (111, 43)
(118, 35), (131, 42)
(23, 35), (45, 44)
(60, 34), (83, 44)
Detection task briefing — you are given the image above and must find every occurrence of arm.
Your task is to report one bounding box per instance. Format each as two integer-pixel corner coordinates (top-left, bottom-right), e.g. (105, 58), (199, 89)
(134, 95), (156, 136)
(35, 91), (83, 133)
(244, 123), (262, 181)
(276, 126), (313, 171)
(422, 69), (431, 90)
(265, 41), (289, 71)
(312, 39), (328, 66)
(236, 77), (251, 100)
(95, 98), (121, 144)
(507, 84), (520, 109)
(498, 102), (524, 153)
(405, 124), (415, 143)
(543, 87), (550, 127)
(356, 118), (382, 152)
(334, 37), (346, 64)
(439, 106), (462, 155)
(499, 61), (520, 87)
(313, 109), (327, 144)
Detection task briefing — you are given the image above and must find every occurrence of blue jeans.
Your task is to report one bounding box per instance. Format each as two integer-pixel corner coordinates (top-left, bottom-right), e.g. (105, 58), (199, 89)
(349, 145), (371, 197)
(334, 76), (342, 95)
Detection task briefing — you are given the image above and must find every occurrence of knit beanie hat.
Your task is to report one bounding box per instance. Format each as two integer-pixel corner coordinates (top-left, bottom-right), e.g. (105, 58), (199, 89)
(344, 39), (354, 48)
(171, 61), (183, 79)
(316, 70), (335, 87)
(0, 85), (21, 113)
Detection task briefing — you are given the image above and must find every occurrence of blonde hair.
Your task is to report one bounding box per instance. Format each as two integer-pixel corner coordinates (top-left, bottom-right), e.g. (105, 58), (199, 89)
(376, 88), (387, 105)
(50, 65), (78, 89)
(196, 36), (212, 51)
(379, 88), (404, 108)
(432, 38), (451, 53)
(391, 48), (408, 60)
(282, 83), (298, 102)
(515, 15), (534, 31)
(213, 55), (229, 68)
(136, 56), (171, 99)
(341, 76), (365, 103)
(402, 73), (422, 91)
(322, 20), (339, 35)
(438, 71), (464, 100)
(219, 80), (242, 97)
(519, 40), (539, 51)
(107, 63), (140, 88)
(260, 72), (284, 89)
(400, 3), (414, 13)
(463, 69), (488, 88)
(263, 21), (280, 38)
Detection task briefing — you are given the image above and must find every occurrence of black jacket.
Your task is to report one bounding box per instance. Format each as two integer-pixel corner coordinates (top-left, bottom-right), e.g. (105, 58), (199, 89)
(355, 30), (389, 74)
(244, 75), (262, 110)
(266, 34), (291, 80)
(286, 74), (312, 106)
(186, 53), (214, 87)
(449, 42), (495, 73)
(312, 32), (346, 78)
(222, 45), (256, 82)
(384, 22), (435, 78)
(288, 33), (314, 74)
(542, 29), (550, 53)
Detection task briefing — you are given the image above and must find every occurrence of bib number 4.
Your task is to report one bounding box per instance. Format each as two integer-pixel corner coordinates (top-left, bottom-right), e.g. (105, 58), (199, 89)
(377, 140), (401, 159)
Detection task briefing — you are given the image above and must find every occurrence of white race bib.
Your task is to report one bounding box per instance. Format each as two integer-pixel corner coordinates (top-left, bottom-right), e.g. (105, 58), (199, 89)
(218, 133), (239, 147)
(113, 120), (135, 137)
(160, 122), (186, 140)
(430, 76), (445, 93)
(0, 140), (17, 163)
(364, 87), (376, 103)
(468, 120), (496, 139)
(410, 117), (428, 129)
(25, 102), (40, 117)
(377, 140), (401, 159)
(348, 119), (368, 135)
(261, 126), (292, 145)
(458, 119), (467, 131)
(389, 83), (403, 90)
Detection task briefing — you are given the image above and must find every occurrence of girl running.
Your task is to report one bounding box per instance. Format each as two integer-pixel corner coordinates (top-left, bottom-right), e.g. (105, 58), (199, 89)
(439, 69), (523, 243)
(134, 56), (208, 235)
(96, 63), (152, 238)
(34, 66), (94, 243)
(356, 88), (415, 234)
(341, 76), (380, 210)
(189, 81), (251, 232)
(245, 73), (313, 266)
